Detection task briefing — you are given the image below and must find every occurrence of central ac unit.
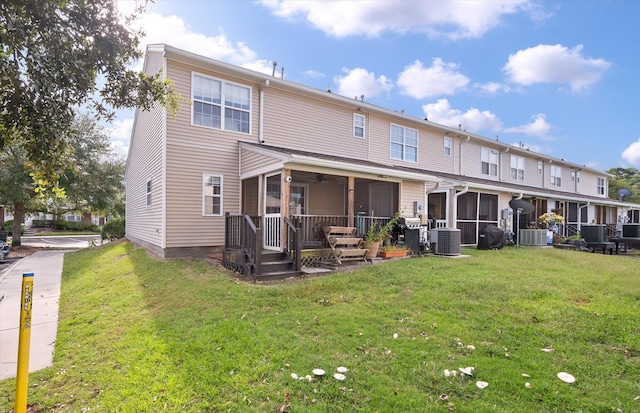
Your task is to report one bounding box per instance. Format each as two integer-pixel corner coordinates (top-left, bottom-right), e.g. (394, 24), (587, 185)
(431, 228), (461, 256)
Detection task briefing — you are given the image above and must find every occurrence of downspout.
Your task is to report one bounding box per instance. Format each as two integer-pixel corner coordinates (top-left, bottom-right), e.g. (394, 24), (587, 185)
(259, 80), (269, 143)
(424, 182), (441, 224)
(452, 185), (469, 228)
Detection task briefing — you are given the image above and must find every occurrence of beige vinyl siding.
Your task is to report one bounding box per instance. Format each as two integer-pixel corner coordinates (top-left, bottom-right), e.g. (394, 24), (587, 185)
(400, 181), (425, 216)
(162, 60), (252, 248)
(240, 149), (282, 177)
(459, 142), (483, 177)
(262, 88), (368, 158)
(420, 131), (456, 173)
(578, 170), (605, 197)
(367, 115), (393, 165)
(125, 50), (166, 248)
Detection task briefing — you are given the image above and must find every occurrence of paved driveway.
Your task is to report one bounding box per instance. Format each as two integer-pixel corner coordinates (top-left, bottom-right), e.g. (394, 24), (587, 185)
(19, 235), (102, 249)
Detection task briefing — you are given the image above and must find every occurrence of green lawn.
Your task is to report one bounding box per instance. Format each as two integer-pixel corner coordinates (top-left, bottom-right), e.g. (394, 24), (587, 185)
(1, 241), (639, 412)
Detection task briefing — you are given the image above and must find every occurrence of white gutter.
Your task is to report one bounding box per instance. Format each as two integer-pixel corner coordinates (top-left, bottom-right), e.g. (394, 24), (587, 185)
(452, 185), (469, 227)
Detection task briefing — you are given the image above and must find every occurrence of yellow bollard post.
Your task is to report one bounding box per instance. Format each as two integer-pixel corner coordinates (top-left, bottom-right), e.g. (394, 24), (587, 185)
(14, 272), (34, 413)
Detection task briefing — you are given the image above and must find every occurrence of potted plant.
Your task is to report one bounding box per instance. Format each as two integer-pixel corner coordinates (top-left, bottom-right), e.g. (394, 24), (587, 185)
(362, 212), (402, 259)
(379, 243), (408, 258)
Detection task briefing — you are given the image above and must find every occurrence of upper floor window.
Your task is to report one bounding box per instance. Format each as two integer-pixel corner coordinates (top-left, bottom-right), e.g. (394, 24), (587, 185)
(390, 124), (418, 162)
(192, 73), (251, 133)
(203, 174), (223, 216)
(510, 155), (525, 181)
(551, 165), (562, 187)
(481, 147), (498, 176)
(597, 177), (606, 195)
(353, 113), (365, 138)
(146, 179), (152, 207)
(444, 137), (452, 156)
(571, 170), (581, 183)
(537, 161), (543, 175)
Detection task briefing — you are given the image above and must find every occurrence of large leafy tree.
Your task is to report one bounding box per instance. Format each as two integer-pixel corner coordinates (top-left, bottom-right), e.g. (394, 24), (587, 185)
(606, 167), (640, 204)
(0, 0), (176, 179)
(0, 113), (125, 246)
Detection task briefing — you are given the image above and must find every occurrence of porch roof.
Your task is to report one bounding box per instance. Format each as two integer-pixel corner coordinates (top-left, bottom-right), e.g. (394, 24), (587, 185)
(241, 142), (640, 209)
(239, 141), (453, 184)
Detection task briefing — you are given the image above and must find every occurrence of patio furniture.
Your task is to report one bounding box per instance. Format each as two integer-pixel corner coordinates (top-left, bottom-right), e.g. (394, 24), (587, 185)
(323, 226), (369, 264)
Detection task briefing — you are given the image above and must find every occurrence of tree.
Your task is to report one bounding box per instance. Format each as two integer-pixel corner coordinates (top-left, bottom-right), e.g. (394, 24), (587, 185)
(0, 0), (177, 182)
(0, 114), (125, 246)
(606, 167), (640, 204)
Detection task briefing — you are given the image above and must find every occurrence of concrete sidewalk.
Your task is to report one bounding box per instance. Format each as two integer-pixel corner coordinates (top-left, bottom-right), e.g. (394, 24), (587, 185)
(0, 251), (70, 380)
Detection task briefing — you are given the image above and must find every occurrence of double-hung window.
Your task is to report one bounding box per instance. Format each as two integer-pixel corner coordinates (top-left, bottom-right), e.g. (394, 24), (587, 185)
(193, 73), (250, 133)
(551, 165), (562, 187)
(481, 147), (498, 176)
(203, 174), (223, 216)
(390, 124), (418, 162)
(510, 155), (525, 181)
(537, 161), (543, 175)
(444, 137), (452, 156)
(597, 177), (606, 195)
(353, 113), (365, 138)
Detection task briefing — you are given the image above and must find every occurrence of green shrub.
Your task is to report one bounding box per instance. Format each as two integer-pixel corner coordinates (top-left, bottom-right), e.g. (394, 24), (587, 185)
(101, 218), (125, 240)
(53, 220), (99, 232)
(2, 220), (24, 236)
(32, 219), (55, 228)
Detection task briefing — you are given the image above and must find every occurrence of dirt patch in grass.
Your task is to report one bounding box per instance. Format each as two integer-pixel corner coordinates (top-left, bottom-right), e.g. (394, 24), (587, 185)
(7, 245), (42, 258)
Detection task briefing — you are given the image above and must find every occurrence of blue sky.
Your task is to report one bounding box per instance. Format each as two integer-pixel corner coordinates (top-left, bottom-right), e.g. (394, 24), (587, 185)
(112, 0), (640, 171)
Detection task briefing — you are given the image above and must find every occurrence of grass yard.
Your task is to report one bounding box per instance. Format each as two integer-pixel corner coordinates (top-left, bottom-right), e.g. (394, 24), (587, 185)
(1, 241), (639, 412)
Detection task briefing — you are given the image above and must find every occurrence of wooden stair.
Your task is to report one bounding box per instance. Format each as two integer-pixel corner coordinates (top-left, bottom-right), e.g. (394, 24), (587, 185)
(255, 250), (302, 281)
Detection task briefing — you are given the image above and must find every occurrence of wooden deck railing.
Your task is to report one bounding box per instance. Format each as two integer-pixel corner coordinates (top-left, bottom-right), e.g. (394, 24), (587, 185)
(224, 213), (262, 275)
(284, 216), (301, 272)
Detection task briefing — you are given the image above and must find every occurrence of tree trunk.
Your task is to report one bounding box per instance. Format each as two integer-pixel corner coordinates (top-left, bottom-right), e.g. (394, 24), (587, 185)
(11, 203), (24, 247)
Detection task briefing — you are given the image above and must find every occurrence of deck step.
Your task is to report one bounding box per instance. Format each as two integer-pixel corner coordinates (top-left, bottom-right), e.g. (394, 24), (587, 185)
(255, 270), (303, 281)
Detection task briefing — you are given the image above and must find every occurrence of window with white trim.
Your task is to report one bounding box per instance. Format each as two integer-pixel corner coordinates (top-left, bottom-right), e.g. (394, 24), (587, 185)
(481, 147), (498, 176)
(510, 155), (525, 181)
(444, 137), (452, 156)
(353, 113), (365, 138)
(597, 177), (606, 195)
(192, 73), (250, 133)
(390, 124), (418, 162)
(203, 174), (223, 216)
(551, 165), (562, 187)
(537, 161), (543, 175)
(146, 179), (152, 207)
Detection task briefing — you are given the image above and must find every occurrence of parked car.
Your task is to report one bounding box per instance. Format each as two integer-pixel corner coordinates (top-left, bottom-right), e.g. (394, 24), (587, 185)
(0, 240), (9, 261)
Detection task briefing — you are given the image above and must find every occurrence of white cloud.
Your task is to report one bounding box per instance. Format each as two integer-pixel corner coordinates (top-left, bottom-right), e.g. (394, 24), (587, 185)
(622, 138), (640, 167)
(137, 13), (257, 65)
(503, 44), (611, 92)
(107, 118), (134, 159)
(423, 99), (502, 133)
(334, 68), (393, 100)
(303, 69), (325, 79)
(476, 81), (513, 94)
(398, 59), (469, 99)
(504, 113), (555, 140)
(261, 0), (530, 39)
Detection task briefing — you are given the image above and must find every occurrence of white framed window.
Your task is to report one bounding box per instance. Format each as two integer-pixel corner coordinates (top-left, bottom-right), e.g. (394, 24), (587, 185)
(597, 177), (606, 195)
(353, 113), (365, 138)
(444, 137), (452, 156)
(390, 124), (418, 162)
(510, 155), (525, 181)
(481, 147), (498, 176)
(571, 170), (581, 183)
(203, 174), (223, 216)
(146, 179), (152, 207)
(551, 165), (562, 187)
(192, 73), (251, 133)
(537, 161), (543, 176)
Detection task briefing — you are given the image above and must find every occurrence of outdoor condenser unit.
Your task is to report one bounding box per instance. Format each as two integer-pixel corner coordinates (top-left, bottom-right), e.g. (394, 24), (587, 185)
(430, 228), (461, 256)
(580, 224), (606, 243)
(622, 223), (640, 238)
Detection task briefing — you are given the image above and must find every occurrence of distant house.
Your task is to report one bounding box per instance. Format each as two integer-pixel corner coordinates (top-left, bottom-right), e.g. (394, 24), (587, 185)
(125, 44), (640, 265)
